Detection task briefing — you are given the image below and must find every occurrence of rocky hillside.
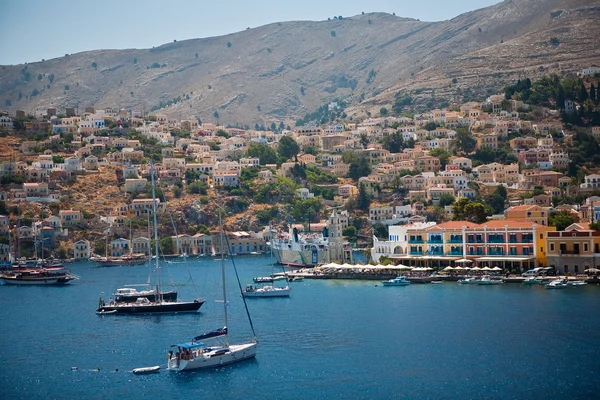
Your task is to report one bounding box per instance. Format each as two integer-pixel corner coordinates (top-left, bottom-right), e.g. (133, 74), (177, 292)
(1, 0), (599, 125)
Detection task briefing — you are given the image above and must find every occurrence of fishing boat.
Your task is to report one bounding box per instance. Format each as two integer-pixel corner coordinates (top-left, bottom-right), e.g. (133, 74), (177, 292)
(96, 162), (203, 315)
(381, 276), (411, 286)
(0, 266), (78, 285)
(167, 212), (258, 371)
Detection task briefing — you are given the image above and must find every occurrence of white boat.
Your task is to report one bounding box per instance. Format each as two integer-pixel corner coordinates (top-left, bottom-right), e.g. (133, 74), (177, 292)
(132, 365), (160, 374)
(546, 278), (568, 289)
(167, 211), (258, 372)
(458, 277), (479, 284)
(523, 276), (543, 285)
(569, 280), (587, 286)
(477, 275), (503, 285)
(381, 276), (411, 286)
(243, 284), (291, 297)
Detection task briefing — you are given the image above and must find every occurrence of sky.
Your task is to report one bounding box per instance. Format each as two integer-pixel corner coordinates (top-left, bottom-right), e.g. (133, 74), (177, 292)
(0, 0), (501, 65)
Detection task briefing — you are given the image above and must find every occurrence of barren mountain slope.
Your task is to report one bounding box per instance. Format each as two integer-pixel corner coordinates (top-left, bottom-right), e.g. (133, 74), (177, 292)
(1, 0), (598, 124)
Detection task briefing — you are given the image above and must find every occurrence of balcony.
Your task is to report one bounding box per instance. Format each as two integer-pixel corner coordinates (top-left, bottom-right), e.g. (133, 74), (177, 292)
(428, 238), (443, 244)
(488, 237), (505, 244)
(448, 250), (463, 256)
(448, 238), (463, 244)
(559, 250), (580, 255)
(488, 250), (505, 256)
(409, 251), (424, 256)
(408, 239), (424, 244)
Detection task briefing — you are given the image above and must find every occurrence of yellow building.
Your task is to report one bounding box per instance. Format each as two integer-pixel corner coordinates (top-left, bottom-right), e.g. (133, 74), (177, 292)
(504, 205), (550, 226)
(546, 223), (600, 274)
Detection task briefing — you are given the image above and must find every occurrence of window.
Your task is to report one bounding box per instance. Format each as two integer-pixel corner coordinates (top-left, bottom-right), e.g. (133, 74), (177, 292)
(550, 243), (554, 252)
(540, 234), (543, 239)
(584, 243), (589, 252)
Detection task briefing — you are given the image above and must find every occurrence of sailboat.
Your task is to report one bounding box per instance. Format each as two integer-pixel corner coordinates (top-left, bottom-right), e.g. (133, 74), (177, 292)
(112, 214), (177, 303)
(166, 211), (258, 371)
(96, 162), (204, 314)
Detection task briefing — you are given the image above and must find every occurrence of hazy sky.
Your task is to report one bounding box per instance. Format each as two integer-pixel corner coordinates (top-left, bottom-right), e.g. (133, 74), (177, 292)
(0, 0), (500, 65)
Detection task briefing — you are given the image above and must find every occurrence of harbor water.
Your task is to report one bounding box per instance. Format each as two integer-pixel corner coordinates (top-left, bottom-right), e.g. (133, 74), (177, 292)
(1, 254), (599, 400)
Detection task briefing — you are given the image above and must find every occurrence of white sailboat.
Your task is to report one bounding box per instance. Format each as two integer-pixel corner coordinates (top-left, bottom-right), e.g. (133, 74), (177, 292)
(167, 211), (258, 371)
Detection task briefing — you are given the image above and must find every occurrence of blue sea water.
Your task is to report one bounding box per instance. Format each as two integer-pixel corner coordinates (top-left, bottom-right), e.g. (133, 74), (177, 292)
(1, 255), (599, 400)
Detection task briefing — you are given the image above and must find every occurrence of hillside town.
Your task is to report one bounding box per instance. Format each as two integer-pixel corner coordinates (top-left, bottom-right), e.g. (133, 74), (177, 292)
(1, 70), (600, 275)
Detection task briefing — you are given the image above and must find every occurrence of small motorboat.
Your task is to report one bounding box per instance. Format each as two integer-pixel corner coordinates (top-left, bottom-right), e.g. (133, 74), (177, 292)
(458, 277), (478, 284)
(477, 275), (503, 285)
(523, 276), (542, 285)
(546, 278), (568, 289)
(132, 365), (160, 375)
(569, 280), (587, 286)
(381, 276), (410, 286)
(431, 280), (444, 284)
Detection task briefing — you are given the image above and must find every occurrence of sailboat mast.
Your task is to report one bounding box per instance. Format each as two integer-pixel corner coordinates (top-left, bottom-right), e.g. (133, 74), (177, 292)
(17, 204), (20, 261)
(219, 210), (229, 346)
(150, 161), (162, 301)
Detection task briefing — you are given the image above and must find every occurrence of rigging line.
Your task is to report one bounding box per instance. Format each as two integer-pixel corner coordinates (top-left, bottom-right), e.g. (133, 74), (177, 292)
(166, 203), (196, 288)
(223, 232), (258, 342)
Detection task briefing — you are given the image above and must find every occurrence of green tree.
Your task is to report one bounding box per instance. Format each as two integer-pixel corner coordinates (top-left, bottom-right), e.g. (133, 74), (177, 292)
(453, 128), (477, 154)
(187, 181), (208, 195)
(348, 155), (371, 181)
(291, 198), (323, 223)
(452, 198), (487, 223)
(357, 184), (371, 211)
(360, 133), (369, 149)
(277, 136), (300, 160)
(247, 143), (278, 165)
(494, 185), (507, 200)
(382, 133), (405, 153)
(159, 237), (174, 255)
(484, 194), (506, 214)
(372, 222), (388, 239)
(380, 107), (388, 117)
(91, 61), (97, 70)
(549, 210), (577, 231)
(341, 151), (359, 164)
(424, 121), (437, 131)
(532, 185), (545, 196)
(213, 111), (220, 123)
(438, 193), (456, 207)
(429, 148), (451, 169)
(342, 225), (357, 240)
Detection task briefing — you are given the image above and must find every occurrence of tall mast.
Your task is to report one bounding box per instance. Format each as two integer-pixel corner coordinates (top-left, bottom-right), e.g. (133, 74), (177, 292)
(219, 209), (229, 346)
(17, 204), (20, 261)
(150, 161), (162, 302)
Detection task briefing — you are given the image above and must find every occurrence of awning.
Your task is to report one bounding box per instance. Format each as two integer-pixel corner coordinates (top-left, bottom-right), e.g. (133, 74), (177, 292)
(474, 256), (535, 262)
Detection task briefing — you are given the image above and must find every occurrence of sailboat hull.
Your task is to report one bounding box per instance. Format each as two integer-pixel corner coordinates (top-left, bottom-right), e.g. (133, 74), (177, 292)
(97, 300), (204, 314)
(167, 342), (257, 371)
